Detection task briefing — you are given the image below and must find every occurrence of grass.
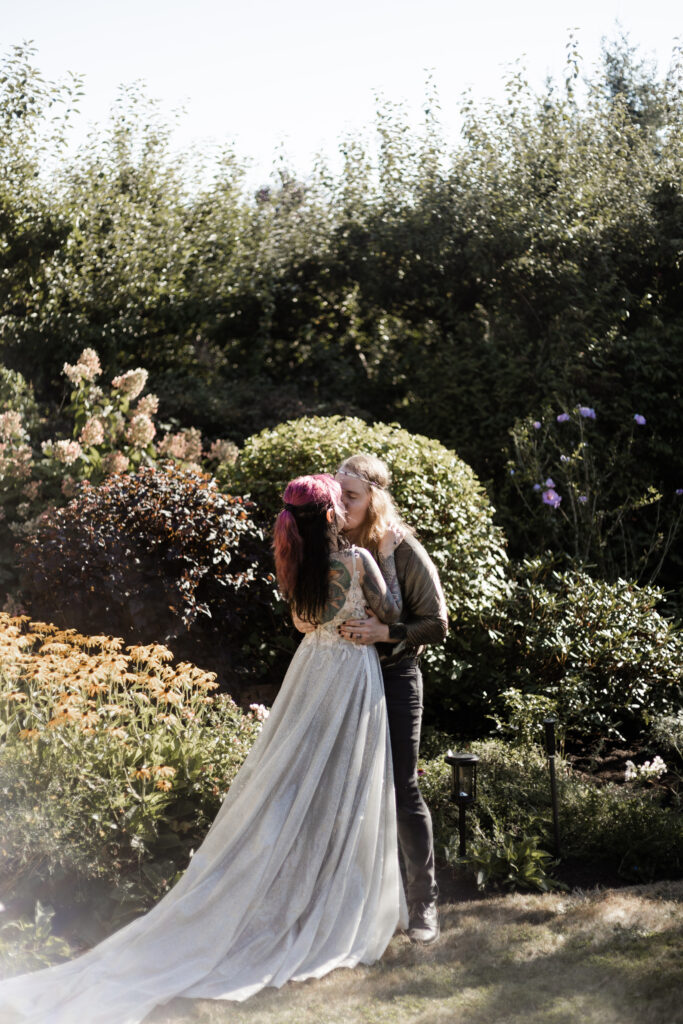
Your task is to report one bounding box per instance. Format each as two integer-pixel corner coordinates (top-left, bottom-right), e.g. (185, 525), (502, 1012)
(145, 880), (683, 1024)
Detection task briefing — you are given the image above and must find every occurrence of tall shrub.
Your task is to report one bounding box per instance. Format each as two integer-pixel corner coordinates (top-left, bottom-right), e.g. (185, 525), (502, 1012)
(17, 464), (279, 693)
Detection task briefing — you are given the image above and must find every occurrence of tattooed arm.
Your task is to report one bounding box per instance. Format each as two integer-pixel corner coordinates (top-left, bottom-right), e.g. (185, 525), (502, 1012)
(319, 558), (353, 623)
(358, 548), (403, 623)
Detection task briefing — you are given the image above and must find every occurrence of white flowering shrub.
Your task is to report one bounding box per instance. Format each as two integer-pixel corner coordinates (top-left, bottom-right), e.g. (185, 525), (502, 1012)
(0, 351), (239, 600)
(624, 756), (668, 783)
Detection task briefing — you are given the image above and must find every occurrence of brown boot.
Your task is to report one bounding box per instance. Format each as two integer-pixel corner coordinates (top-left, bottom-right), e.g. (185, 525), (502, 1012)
(407, 899), (440, 944)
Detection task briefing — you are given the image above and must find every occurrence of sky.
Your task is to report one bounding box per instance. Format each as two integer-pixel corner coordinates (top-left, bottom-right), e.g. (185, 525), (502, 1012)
(2, 0), (681, 186)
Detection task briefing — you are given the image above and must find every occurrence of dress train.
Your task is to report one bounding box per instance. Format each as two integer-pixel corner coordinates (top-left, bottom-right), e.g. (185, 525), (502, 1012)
(0, 559), (407, 1024)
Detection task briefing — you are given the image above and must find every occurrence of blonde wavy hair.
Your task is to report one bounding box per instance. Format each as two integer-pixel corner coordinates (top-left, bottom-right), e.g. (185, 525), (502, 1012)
(336, 454), (413, 554)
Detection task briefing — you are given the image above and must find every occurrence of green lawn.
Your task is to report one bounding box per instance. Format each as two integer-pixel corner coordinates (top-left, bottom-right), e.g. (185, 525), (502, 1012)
(147, 880), (683, 1024)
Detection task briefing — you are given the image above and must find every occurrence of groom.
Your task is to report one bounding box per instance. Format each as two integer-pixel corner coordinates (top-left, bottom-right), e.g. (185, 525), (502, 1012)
(295, 454), (448, 944)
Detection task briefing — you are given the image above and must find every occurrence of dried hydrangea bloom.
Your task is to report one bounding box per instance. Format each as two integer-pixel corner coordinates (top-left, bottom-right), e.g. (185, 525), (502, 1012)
(102, 450), (130, 475)
(49, 439), (83, 466)
(0, 410), (24, 441)
(63, 347), (102, 385)
(126, 413), (156, 447)
(136, 393), (159, 416)
(208, 438), (239, 464)
(158, 428), (202, 462)
(80, 417), (105, 446)
(111, 368), (149, 400)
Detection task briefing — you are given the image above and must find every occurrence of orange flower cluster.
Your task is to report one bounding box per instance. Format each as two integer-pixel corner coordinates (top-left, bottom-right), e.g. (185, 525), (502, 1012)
(0, 613), (220, 793)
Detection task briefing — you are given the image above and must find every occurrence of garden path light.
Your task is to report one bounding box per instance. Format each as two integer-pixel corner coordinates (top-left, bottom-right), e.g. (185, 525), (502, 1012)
(444, 750), (479, 857)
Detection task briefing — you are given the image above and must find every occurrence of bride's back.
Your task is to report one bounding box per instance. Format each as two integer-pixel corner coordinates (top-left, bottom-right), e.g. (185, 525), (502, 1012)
(315, 549), (365, 627)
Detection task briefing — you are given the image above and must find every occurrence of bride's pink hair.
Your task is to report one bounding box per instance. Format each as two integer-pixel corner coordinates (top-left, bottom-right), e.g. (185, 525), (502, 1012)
(273, 474), (345, 613)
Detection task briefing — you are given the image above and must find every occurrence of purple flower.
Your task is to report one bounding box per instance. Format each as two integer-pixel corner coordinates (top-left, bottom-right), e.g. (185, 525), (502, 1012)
(533, 483), (541, 491)
(509, 468), (515, 475)
(542, 488), (562, 508)
(533, 421), (541, 430)
(676, 489), (683, 496)
(545, 477), (556, 488)
(634, 414), (646, 426)
(578, 495), (588, 503)
(556, 413), (571, 423)
(578, 406), (596, 419)
(560, 455), (569, 463)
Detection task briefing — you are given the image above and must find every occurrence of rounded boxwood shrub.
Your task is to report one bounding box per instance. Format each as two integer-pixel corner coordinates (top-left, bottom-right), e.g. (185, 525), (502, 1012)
(232, 415), (509, 719)
(17, 464), (280, 694)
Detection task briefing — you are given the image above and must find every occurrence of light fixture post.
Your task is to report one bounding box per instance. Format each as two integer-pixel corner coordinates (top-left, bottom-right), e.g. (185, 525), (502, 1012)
(543, 717), (561, 858)
(444, 750), (480, 859)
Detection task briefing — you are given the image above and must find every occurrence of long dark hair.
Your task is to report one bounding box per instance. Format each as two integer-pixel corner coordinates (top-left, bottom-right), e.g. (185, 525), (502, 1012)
(272, 474), (346, 622)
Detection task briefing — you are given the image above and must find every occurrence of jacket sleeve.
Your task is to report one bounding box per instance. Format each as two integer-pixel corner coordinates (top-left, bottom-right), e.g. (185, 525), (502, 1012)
(400, 541), (449, 648)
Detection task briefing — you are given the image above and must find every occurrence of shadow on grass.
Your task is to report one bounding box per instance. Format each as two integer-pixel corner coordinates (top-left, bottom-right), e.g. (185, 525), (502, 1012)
(147, 884), (683, 1024)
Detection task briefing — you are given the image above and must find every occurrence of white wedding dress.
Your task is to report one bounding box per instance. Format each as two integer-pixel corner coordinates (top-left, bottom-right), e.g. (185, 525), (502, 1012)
(0, 550), (407, 1024)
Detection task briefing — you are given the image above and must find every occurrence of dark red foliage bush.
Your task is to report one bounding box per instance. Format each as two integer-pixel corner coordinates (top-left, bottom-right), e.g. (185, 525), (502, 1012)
(18, 464), (282, 693)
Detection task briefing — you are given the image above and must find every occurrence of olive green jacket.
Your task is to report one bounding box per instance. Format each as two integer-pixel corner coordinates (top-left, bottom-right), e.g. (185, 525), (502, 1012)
(375, 532), (448, 668)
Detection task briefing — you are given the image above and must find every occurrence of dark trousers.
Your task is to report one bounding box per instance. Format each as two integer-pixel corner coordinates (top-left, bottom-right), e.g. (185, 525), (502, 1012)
(382, 657), (437, 904)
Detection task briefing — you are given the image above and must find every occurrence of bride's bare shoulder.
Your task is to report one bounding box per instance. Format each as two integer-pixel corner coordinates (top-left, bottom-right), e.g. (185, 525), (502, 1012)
(330, 546), (374, 570)
(329, 547), (355, 565)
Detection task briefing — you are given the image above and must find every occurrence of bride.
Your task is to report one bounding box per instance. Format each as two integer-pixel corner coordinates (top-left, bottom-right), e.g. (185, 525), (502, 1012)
(0, 474), (408, 1024)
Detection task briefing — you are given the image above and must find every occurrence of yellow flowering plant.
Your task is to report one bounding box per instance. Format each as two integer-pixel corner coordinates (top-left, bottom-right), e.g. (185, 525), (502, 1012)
(0, 614), (264, 945)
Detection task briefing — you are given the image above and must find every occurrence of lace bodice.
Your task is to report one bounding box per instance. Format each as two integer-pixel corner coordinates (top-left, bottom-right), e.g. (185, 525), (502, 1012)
(301, 547), (366, 650)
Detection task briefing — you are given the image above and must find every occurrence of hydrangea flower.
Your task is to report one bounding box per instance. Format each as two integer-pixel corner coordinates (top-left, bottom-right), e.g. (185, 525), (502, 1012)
(556, 413), (570, 423)
(63, 348), (102, 385)
(126, 414), (156, 447)
(80, 417), (105, 447)
(102, 451), (130, 475)
(578, 406), (596, 419)
(136, 394), (159, 417)
(542, 488), (562, 508)
(22, 480), (40, 500)
(112, 368), (149, 400)
(45, 439), (83, 466)
(208, 439), (239, 465)
(634, 414), (646, 426)
(0, 411), (24, 441)
(158, 428), (202, 462)
(249, 703), (270, 722)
